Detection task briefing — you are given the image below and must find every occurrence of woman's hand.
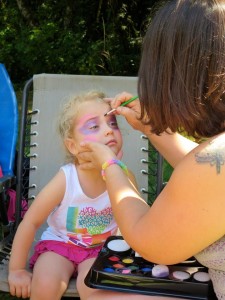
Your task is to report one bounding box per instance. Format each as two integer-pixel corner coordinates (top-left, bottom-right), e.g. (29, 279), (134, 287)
(108, 92), (148, 133)
(78, 141), (117, 170)
(8, 269), (32, 298)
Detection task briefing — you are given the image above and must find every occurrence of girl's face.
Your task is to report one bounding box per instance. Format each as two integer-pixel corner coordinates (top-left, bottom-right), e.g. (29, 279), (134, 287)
(65, 100), (123, 158)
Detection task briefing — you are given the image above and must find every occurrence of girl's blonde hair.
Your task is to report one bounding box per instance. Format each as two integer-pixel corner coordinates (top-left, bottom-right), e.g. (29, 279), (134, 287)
(58, 90), (106, 163)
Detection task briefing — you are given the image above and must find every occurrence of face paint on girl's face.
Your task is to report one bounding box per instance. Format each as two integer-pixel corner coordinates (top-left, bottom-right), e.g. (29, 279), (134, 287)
(107, 115), (120, 130)
(78, 115), (119, 136)
(69, 100), (123, 158)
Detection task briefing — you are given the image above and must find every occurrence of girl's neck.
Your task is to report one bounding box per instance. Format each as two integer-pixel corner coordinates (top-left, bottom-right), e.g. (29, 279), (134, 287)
(76, 164), (106, 199)
(76, 164), (101, 178)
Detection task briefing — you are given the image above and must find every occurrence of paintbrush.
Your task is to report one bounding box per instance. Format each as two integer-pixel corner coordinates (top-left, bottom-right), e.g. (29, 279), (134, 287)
(104, 96), (138, 116)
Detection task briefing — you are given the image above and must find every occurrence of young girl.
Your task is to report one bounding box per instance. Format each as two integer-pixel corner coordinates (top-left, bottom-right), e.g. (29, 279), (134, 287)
(8, 91), (141, 300)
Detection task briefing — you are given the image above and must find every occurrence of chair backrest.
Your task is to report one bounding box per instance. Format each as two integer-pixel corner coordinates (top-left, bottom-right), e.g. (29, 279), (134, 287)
(0, 64), (18, 176)
(25, 74), (149, 201)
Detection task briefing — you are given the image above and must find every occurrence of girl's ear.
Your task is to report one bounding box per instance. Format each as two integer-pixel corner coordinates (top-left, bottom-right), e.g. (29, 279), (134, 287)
(64, 138), (78, 156)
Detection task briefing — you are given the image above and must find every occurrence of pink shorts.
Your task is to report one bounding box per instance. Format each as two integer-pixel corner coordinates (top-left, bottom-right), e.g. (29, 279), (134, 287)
(29, 240), (102, 277)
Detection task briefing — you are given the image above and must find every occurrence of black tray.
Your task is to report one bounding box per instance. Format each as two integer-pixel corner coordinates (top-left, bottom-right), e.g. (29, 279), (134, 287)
(85, 236), (216, 299)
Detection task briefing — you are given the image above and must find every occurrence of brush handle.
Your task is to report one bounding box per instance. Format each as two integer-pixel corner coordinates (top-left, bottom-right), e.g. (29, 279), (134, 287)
(120, 96), (138, 107)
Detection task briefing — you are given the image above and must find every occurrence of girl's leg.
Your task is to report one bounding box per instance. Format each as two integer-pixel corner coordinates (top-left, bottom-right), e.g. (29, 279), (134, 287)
(30, 251), (74, 300)
(76, 257), (97, 300)
(76, 258), (187, 300)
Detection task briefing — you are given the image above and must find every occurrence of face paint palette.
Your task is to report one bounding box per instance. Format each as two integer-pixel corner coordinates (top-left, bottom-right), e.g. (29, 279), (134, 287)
(85, 236), (216, 299)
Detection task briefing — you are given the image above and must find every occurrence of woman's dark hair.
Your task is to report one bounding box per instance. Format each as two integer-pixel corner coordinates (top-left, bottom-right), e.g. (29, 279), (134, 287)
(138, 0), (225, 138)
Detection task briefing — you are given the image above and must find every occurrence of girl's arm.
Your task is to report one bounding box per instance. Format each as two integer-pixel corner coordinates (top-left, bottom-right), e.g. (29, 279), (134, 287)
(8, 170), (66, 296)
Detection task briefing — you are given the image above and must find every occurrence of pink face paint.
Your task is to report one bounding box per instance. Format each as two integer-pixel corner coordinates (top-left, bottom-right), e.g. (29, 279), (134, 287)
(83, 136), (99, 142)
(77, 114), (99, 135)
(77, 114), (94, 124)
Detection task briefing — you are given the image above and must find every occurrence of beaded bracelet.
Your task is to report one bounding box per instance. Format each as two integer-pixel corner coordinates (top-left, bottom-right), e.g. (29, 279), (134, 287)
(101, 159), (129, 181)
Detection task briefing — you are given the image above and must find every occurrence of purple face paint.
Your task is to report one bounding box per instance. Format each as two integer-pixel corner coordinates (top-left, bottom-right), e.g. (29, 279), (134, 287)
(78, 115), (119, 136)
(79, 117), (99, 135)
(106, 115), (120, 130)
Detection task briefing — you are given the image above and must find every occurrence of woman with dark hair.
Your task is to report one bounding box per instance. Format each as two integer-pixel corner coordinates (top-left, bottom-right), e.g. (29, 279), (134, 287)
(79, 1), (225, 299)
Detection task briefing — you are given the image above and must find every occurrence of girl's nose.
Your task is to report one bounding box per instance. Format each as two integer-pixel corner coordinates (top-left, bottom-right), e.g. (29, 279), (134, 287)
(105, 126), (113, 136)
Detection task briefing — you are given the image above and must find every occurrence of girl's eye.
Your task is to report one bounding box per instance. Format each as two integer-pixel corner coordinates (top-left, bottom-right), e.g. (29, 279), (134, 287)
(79, 119), (100, 135)
(108, 121), (119, 129)
(108, 115), (119, 129)
(89, 124), (99, 130)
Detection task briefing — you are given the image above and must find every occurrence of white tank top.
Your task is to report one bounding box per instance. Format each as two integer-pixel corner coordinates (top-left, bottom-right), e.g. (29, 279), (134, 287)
(41, 163), (118, 248)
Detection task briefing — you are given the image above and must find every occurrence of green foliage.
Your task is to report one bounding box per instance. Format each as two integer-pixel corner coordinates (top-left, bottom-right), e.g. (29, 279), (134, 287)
(0, 0), (171, 205)
(0, 0), (166, 85)
(147, 142), (173, 205)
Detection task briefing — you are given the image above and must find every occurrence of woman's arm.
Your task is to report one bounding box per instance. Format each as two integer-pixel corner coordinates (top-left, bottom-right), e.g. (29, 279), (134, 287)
(79, 137), (225, 265)
(144, 130), (198, 168)
(111, 92), (198, 168)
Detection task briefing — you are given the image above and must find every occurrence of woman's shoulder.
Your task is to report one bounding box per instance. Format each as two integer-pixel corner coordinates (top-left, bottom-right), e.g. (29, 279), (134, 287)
(171, 133), (225, 199)
(174, 133), (225, 172)
(193, 133), (225, 174)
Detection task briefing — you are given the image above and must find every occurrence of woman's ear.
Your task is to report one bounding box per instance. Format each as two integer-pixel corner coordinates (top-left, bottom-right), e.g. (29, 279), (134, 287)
(64, 138), (78, 156)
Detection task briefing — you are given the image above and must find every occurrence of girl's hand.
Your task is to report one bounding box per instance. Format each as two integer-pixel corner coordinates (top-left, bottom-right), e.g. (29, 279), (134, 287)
(78, 141), (117, 170)
(8, 269), (32, 298)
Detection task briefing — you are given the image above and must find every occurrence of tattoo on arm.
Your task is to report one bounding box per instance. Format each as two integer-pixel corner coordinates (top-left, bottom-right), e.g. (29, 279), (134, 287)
(195, 140), (225, 174)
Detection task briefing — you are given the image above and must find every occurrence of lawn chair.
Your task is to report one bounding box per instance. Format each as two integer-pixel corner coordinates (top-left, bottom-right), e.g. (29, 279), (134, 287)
(0, 63), (18, 290)
(1, 73), (166, 297)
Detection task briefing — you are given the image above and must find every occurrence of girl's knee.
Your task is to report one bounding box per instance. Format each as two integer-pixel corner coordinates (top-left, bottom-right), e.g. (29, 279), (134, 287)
(31, 272), (68, 300)
(32, 273), (56, 290)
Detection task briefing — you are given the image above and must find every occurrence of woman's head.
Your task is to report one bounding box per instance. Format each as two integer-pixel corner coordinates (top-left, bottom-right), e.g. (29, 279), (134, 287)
(58, 90), (123, 163)
(138, 0), (225, 138)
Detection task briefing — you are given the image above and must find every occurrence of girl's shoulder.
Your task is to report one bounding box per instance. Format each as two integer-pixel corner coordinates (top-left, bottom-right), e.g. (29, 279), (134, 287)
(60, 163), (78, 177)
(60, 162), (76, 171)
